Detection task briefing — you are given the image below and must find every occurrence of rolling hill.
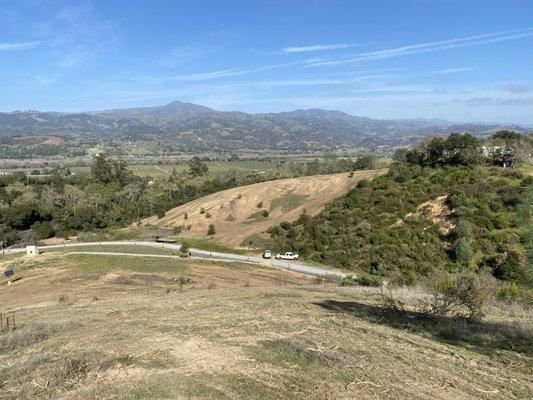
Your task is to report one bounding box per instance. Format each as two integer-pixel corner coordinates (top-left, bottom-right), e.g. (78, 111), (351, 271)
(0, 101), (528, 154)
(141, 170), (384, 247)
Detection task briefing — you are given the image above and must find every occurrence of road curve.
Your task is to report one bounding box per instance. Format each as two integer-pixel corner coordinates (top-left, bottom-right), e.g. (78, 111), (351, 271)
(3, 241), (346, 280)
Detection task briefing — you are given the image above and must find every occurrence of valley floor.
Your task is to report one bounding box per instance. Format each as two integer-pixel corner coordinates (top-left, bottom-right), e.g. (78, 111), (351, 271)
(0, 253), (531, 399)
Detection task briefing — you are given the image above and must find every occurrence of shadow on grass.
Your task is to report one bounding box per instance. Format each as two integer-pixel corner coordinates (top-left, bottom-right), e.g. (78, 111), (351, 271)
(314, 300), (532, 357)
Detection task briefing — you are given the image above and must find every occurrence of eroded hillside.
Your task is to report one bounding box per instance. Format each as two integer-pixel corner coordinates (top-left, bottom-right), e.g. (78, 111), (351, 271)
(141, 170), (384, 247)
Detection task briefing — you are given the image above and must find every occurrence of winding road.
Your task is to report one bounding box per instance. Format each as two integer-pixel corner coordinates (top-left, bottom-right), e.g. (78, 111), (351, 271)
(3, 241), (346, 280)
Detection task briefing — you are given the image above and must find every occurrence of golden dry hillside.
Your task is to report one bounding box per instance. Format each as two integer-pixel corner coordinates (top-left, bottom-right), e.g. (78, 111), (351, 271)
(141, 170), (384, 247)
(1, 251), (531, 400)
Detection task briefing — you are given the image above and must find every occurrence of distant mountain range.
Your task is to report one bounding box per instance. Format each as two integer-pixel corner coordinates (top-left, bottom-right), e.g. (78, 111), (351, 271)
(0, 101), (529, 152)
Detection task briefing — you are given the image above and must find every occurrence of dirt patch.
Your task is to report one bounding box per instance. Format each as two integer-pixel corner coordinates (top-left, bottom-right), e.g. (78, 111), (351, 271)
(393, 195), (455, 235)
(42, 136), (62, 146)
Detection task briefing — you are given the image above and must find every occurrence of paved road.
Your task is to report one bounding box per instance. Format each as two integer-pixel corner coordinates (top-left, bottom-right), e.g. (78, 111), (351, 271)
(3, 241), (346, 280)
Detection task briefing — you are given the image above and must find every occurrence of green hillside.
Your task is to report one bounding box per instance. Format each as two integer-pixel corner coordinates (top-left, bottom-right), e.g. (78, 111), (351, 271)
(269, 133), (532, 287)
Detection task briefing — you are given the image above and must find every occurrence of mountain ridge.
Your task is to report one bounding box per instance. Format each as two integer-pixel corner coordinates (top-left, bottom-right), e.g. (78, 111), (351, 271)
(0, 101), (529, 153)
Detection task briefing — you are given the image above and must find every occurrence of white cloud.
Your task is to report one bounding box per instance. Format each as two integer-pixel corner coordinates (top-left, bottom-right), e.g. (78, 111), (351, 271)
(164, 60), (306, 82)
(249, 74), (390, 88)
(433, 67), (478, 74)
(282, 43), (360, 53)
(307, 28), (533, 67)
(0, 41), (42, 52)
(166, 69), (248, 81)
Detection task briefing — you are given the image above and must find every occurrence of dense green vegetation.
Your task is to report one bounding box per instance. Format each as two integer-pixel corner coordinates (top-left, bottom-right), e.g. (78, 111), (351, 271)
(269, 132), (532, 286)
(0, 153), (375, 246)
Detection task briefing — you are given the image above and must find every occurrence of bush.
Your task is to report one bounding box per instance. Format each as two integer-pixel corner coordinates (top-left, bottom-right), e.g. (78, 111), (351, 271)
(488, 248), (526, 282)
(455, 220), (473, 239)
(179, 242), (190, 255)
(356, 273), (384, 287)
(199, 207), (206, 214)
(207, 224), (216, 235)
(341, 273), (383, 287)
(262, 210), (269, 218)
(257, 201), (263, 208)
(422, 270), (496, 320)
(497, 281), (522, 302)
(453, 238), (473, 264)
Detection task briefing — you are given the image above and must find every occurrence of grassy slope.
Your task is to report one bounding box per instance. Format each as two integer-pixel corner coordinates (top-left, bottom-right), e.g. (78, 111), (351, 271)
(141, 170), (385, 247)
(0, 253), (531, 400)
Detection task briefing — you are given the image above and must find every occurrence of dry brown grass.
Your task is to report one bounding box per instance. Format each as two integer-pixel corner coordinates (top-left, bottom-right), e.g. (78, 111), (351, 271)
(0, 252), (531, 399)
(140, 171), (385, 247)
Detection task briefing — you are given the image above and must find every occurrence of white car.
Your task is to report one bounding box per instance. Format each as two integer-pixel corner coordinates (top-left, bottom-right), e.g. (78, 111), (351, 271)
(276, 251), (299, 260)
(263, 250), (272, 259)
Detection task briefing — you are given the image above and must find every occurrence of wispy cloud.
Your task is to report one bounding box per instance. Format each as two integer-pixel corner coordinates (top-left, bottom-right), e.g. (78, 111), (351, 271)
(500, 84), (531, 94)
(462, 96), (533, 107)
(282, 43), (360, 53)
(165, 60), (306, 82)
(0, 41), (42, 52)
(246, 73), (391, 88)
(166, 69), (247, 81)
(433, 66), (478, 74)
(307, 28), (533, 67)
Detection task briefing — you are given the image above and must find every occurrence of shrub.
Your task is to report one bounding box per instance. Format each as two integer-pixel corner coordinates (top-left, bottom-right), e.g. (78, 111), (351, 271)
(355, 273), (384, 287)
(205, 212), (211, 219)
(175, 276), (192, 291)
(357, 179), (369, 188)
(340, 273), (383, 287)
(179, 242), (190, 255)
(421, 270), (496, 320)
(207, 224), (216, 235)
(199, 207), (206, 214)
(488, 248), (526, 282)
(257, 201), (263, 208)
(455, 220), (473, 239)
(453, 238), (473, 264)
(262, 210), (269, 218)
(497, 281), (522, 302)
(280, 221), (291, 230)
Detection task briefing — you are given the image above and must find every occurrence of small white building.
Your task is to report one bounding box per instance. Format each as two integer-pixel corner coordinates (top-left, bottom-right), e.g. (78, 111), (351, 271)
(26, 245), (39, 256)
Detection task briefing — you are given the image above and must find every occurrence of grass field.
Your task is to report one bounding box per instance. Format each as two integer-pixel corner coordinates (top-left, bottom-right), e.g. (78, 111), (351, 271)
(43, 244), (180, 256)
(67, 158), (393, 180)
(0, 252), (531, 399)
(70, 161), (278, 180)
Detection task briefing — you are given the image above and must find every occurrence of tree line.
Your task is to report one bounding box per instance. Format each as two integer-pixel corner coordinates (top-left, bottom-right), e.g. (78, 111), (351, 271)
(0, 153), (377, 246)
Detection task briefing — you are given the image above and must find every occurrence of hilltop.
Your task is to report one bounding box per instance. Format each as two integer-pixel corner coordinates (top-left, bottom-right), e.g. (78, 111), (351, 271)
(141, 170), (384, 247)
(0, 251), (530, 399)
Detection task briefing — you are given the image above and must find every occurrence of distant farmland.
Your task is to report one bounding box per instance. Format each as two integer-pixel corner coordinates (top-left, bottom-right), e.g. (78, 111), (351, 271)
(71, 160), (278, 179)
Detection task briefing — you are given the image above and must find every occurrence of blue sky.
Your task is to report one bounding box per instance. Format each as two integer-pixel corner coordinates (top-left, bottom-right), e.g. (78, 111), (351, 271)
(1, 0), (533, 124)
